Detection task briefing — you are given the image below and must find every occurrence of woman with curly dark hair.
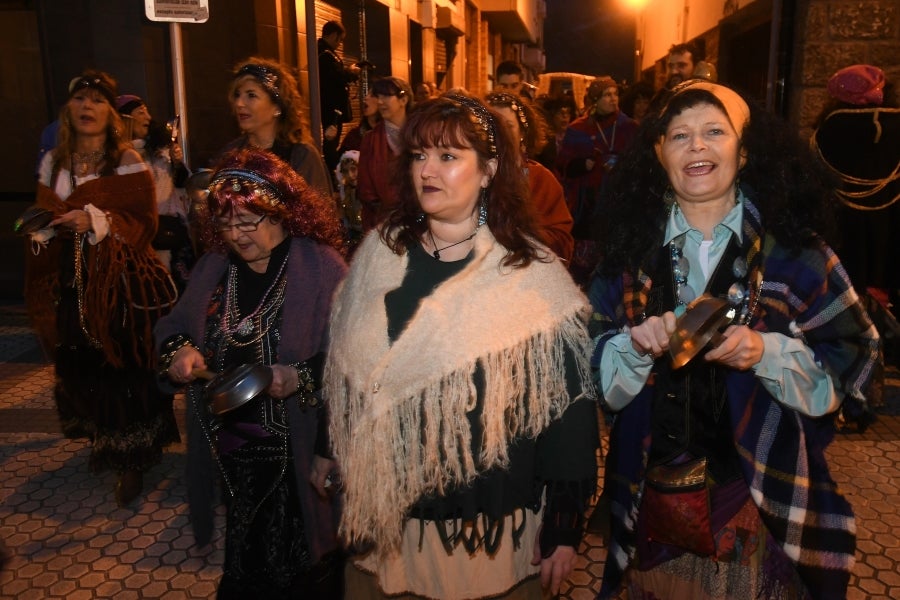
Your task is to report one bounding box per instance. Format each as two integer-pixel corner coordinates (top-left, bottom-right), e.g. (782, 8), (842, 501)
(589, 80), (881, 599)
(325, 95), (598, 599)
(156, 148), (347, 598)
(220, 57), (333, 196)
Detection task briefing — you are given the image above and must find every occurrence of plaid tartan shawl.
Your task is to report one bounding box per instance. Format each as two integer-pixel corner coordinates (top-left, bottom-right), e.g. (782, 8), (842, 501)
(589, 196), (880, 599)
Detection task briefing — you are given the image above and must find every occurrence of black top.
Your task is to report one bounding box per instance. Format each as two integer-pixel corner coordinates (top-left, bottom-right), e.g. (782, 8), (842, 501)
(383, 243), (598, 553)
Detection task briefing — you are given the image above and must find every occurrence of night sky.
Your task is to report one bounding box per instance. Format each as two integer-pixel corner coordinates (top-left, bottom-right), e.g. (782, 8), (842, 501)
(543, 0), (637, 84)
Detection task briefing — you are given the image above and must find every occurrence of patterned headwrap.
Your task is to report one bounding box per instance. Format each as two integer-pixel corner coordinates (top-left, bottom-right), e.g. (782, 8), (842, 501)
(484, 91), (529, 140)
(234, 63), (282, 104)
(208, 168), (284, 211)
(444, 93), (499, 158)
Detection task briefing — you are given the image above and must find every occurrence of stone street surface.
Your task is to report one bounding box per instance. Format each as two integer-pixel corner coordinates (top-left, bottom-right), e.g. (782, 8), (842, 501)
(0, 304), (898, 599)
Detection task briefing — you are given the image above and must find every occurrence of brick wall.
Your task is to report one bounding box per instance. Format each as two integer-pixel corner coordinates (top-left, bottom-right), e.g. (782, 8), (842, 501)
(790, 0), (900, 137)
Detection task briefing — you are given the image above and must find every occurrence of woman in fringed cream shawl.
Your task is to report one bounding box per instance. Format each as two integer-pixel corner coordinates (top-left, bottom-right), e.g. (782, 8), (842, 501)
(325, 94), (599, 600)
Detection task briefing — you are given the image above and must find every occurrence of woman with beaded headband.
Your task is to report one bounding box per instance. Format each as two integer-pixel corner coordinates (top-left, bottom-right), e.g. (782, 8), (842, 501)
(325, 94), (598, 599)
(588, 80), (880, 599)
(220, 56), (333, 197)
(156, 148), (347, 598)
(25, 69), (180, 507)
(486, 91), (574, 263)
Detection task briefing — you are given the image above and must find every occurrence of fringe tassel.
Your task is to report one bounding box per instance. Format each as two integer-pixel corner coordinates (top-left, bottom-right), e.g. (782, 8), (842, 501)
(330, 314), (593, 553)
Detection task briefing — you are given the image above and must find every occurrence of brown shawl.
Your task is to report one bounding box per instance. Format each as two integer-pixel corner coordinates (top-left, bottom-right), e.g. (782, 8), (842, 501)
(26, 171), (176, 367)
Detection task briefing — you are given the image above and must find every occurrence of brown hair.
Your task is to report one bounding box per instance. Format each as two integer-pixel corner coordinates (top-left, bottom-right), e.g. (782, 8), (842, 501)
(381, 95), (543, 268)
(229, 57), (310, 146)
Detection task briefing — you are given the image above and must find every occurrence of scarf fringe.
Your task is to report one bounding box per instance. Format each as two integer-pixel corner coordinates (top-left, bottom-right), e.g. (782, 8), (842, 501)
(330, 313), (592, 553)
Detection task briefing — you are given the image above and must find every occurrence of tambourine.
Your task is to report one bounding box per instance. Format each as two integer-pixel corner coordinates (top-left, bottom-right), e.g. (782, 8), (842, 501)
(13, 206), (54, 235)
(668, 295), (736, 369)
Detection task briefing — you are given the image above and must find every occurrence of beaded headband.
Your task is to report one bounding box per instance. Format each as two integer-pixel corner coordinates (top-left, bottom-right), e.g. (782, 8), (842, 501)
(485, 92), (529, 138)
(69, 76), (117, 107)
(208, 168), (284, 208)
(235, 64), (282, 103)
(445, 94), (499, 158)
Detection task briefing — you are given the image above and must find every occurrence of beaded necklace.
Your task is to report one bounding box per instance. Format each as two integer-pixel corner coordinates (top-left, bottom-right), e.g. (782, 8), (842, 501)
(220, 251), (289, 345)
(668, 233), (761, 325)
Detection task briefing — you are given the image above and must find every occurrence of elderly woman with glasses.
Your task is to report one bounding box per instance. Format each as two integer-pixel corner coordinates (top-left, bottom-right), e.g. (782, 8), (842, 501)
(357, 76), (415, 231)
(155, 148), (348, 598)
(220, 57), (333, 197)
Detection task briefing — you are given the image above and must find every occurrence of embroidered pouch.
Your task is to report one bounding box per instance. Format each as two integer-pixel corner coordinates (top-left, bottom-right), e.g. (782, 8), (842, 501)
(641, 456), (715, 556)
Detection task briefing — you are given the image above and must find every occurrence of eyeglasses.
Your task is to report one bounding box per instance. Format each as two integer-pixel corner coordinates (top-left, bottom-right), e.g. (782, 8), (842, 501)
(216, 214), (267, 233)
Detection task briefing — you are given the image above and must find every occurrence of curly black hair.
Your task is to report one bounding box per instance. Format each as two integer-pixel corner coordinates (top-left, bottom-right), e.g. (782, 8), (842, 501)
(596, 87), (838, 277)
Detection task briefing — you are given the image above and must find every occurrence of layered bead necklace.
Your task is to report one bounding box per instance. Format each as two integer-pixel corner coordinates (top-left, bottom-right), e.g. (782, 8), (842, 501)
(220, 252), (289, 346)
(669, 233), (760, 326)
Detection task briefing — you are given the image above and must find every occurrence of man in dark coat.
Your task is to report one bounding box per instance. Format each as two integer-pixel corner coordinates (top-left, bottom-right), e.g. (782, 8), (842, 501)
(318, 20), (359, 172)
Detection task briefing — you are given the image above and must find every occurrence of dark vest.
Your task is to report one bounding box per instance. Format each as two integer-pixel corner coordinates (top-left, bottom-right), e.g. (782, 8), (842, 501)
(645, 234), (744, 484)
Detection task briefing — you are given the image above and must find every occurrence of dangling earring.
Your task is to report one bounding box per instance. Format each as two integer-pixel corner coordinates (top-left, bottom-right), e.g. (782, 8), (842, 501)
(416, 212), (426, 224)
(274, 110), (282, 117)
(477, 187), (488, 227)
(663, 186), (675, 204)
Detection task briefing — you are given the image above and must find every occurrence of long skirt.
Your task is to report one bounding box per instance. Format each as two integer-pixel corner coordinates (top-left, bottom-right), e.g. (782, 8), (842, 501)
(618, 480), (810, 599)
(54, 285), (179, 474)
(216, 436), (343, 599)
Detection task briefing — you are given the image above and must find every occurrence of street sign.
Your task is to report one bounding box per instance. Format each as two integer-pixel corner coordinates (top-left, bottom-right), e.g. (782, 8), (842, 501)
(144, 0), (210, 23)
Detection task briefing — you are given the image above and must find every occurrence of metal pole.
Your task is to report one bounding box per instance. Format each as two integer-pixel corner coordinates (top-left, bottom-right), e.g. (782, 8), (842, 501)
(358, 0), (369, 116)
(169, 22), (190, 169)
(306, 0), (322, 148)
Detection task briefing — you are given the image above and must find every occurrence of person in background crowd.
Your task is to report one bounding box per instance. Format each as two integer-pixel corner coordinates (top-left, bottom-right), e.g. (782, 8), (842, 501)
(318, 20), (360, 174)
(812, 64), (899, 316)
(666, 42), (702, 88)
(589, 80), (880, 599)
(648, 42), (705, 114)
(414, 81), (438, 103)
(357, 76), (414, 231)
(335, 149), (363, 251)
(535, 94), (577, 176)
(326, 93), (597, 600)
(495, 60), (534, 100)
(620, 81), (655, 124)
(221, 57), (333, 197)
(557, 76), (638, 285)
(26, 69), (180, 507)
(117, 94), (195, 292)
(485, 91), (574, 262)
(338, 88), (381, 155)
(812, 64), (900, 399)
(156, 148), (347, 599)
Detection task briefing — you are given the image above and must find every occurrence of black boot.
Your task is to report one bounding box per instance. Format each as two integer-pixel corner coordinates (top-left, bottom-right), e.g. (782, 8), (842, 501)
(115, 470), (143, 507)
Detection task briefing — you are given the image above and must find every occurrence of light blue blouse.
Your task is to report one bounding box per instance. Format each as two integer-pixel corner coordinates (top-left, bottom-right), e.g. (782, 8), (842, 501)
(598, 197), (838, 416)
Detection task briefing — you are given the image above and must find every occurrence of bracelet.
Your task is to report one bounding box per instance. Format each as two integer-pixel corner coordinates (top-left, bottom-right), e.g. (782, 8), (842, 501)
(292, 361), (319, 407)
(158, 333), (198, 372)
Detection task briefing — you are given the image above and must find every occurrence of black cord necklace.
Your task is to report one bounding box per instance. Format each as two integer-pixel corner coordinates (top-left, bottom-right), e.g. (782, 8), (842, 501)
(428, 228), (478, 260)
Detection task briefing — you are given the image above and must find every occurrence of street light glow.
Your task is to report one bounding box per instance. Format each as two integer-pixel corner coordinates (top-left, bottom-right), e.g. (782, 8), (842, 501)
(622, 0), (649, 8)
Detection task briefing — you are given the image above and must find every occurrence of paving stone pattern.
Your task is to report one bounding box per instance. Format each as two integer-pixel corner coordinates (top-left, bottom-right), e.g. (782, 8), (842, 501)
(0, 306), (898, 599)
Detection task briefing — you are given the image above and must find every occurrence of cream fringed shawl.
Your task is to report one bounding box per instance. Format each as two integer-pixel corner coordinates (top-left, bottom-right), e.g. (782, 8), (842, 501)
(325, 228), (594, 553)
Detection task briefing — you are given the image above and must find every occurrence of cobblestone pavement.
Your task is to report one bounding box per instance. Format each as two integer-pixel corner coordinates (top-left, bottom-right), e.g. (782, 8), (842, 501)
(1, 305), (898, 599)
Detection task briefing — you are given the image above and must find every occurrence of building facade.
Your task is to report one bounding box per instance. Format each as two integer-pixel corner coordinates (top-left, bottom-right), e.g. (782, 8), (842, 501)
(634, 0), (899, 133)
